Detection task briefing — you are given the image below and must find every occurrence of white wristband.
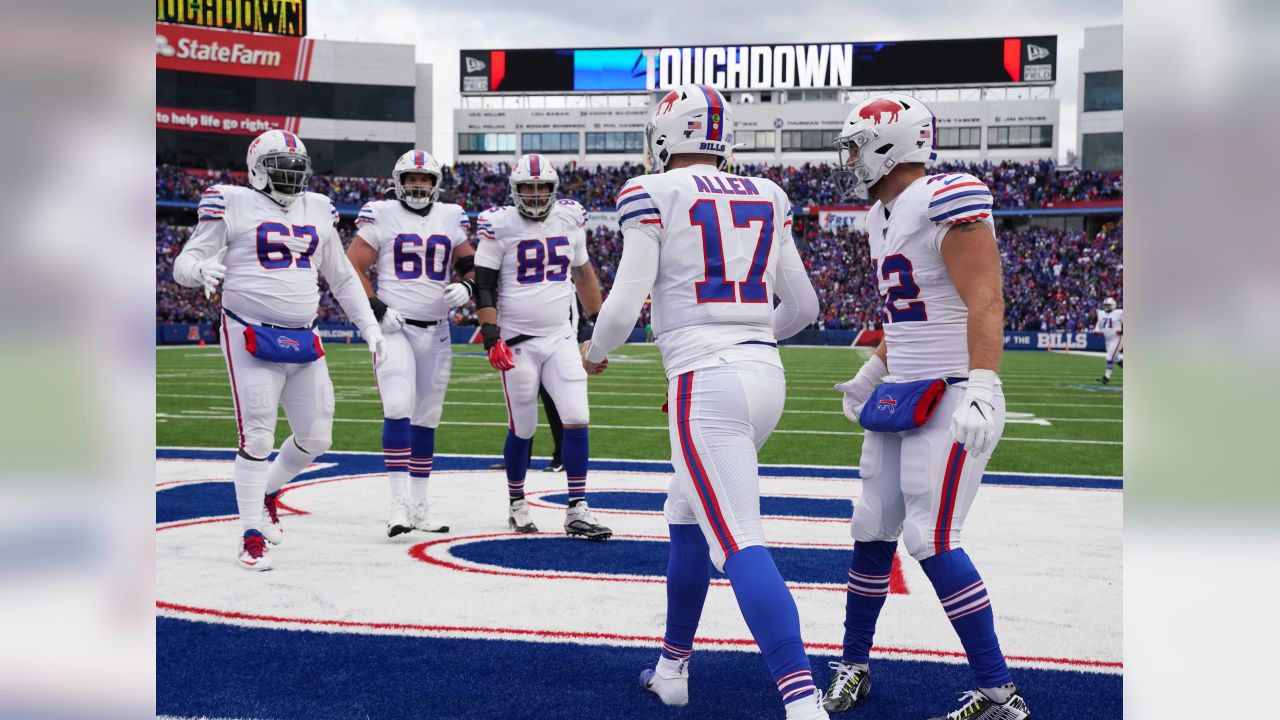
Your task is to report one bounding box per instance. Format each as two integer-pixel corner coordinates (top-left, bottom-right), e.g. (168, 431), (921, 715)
(965, 368), (999, 403)
(856, 353), (888, 384)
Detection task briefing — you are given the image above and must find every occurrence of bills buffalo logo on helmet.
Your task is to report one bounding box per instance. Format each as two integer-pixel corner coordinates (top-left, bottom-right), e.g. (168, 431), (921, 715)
(859, 98), (902, 125)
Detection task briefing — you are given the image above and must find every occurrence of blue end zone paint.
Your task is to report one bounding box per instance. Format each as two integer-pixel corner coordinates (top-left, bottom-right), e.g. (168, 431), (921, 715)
(541, 491), (851, 519)
(449, 537), (853, 585)
(158, 448), (1118, 525)
(158, 617), (1122, 719)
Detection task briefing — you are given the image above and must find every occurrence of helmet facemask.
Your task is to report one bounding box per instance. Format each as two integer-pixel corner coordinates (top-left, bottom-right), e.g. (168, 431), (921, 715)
(513, 180), (557, 220)
(258, 153), (312, 205)
(833, 127), (884, 201)
(396, 170), (440, 211)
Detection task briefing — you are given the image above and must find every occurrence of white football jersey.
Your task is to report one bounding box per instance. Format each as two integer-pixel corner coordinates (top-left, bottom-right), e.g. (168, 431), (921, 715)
(473, 199), (589, 339)
(355, 200), (470, 321)
(1095, 308), (1123, 337)
(193, 184), (343, 327)
(864, 172), (996, 381)
(615, 165), (796, 375)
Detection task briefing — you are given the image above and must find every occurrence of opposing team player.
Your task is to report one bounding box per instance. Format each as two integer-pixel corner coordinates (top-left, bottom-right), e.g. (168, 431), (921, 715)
(583, 85), (826, 720)
(1095, 297), (1123, 384)
(173, 129), (384, 571)
(473, 154), (612, 540)
(822, 94), (1031, 719)
(346, 150), (476, 536)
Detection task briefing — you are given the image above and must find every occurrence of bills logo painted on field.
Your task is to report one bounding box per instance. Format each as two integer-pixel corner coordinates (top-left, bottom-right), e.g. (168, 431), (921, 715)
(156, 448), (1122, 719)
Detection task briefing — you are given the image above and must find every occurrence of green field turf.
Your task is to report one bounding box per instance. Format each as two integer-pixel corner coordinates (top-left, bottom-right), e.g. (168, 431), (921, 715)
(157, 344), (1122, 476)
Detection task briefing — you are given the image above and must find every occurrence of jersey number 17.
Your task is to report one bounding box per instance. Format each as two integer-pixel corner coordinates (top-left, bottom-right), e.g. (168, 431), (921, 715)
(690, 199), (774, 304)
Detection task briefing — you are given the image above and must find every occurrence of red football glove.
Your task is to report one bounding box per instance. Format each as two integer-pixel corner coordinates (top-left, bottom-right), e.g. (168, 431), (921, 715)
(487, 341), (515, 371)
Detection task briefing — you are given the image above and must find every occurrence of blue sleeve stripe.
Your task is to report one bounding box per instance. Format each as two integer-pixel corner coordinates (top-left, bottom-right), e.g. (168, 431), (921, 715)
(199, 203), (226, 210)
(927, 190), (992, 208)
(930, 203), (992, 222)
(619, 207), (662, 223)
(616, 193), (654, 209)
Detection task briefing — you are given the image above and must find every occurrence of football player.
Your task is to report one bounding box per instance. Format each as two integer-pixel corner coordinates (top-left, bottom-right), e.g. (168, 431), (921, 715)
(823, 94), (1031, 719)
(473, 154), (611, 540)
(173, 129), (384, 571)
(583, 85), (827, 720)
(1095, 297), (1123, 384)
(346, 150), (476, 536)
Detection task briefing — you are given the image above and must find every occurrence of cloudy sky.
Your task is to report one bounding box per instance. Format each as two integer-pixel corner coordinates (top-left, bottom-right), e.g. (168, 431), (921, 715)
(309, 0), (1122, 163)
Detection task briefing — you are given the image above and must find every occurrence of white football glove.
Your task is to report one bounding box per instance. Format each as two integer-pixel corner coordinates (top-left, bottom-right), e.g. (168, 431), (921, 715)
(442, 281), (473, 307)
(363, 325), (387, 367)
(379, 307), (406, 334)
(833, 354), (887, 424)
(197, 247), (228, 299)
(949, 369), (999, 457)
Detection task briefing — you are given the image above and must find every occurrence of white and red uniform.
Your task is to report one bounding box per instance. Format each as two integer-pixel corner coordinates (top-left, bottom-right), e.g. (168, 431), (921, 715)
(1095, 307), (1123, 364)
(473, 199), (590, 437)
(174, 184), (377, 458)
(589, 165), (819, 570)
(854, 172), (1006, 561)
(355, 199), (470, 426)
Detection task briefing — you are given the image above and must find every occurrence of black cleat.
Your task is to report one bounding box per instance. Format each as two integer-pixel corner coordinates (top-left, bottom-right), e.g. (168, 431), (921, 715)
(823, 661), (871, 713)
(928, 686), (1030, 720)
(543, 460), (564, 473)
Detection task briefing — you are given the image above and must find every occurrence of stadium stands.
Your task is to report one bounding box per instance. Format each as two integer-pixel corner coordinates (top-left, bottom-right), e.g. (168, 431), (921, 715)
(157, 160), (1122, 211)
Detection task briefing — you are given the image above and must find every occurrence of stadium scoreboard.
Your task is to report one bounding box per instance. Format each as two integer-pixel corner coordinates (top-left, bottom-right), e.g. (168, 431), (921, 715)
(157, 0), (307, 38)
(461, 36), (1056, 93)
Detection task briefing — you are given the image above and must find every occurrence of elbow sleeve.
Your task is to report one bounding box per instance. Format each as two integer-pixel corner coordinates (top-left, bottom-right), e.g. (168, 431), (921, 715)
(474, 266), (499, 309)
(453, 254), (475, 276)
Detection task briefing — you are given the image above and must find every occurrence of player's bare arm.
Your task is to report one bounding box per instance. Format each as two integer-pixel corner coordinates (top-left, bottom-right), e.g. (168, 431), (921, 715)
(571, 262), (604, 317)
(345, 234), (379, 298)
(941, 220), (1004, 372)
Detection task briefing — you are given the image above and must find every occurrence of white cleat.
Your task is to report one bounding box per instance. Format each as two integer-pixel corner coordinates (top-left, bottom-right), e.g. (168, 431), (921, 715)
(413, 501), (449, 533)
(261, 492), (284, 545)
(237, 530), (272, 571)
(387, 497), (414, 537)
(640, 661), (689, 706)
(564, 499), (612, 541)
(785, 691), (831, 720)
(508, 498), (538, 533)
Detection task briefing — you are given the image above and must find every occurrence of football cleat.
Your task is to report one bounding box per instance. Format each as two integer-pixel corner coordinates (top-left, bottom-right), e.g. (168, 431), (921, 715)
(1097, 376), (1110, 385)
(508, 498), (538, 533)
(928, 686), (1031, 720)
(565, 499), (612, 541)
(640, 661), (689, 706)
(785, 691), (831, 720)
(413, 501), (449, 533)
(237, 529), (272, 571)
(542, 460), (564, 473)
(261, 491), (284, 545)
(823, 661), (871, 713)
(387, 497), (414, 537)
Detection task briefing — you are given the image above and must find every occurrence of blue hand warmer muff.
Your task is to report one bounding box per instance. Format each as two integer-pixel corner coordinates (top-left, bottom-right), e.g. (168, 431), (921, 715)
(858, 378), (947, 433)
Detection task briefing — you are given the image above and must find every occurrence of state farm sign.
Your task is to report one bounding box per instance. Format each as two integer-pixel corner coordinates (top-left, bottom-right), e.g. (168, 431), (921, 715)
(156, 23), (313, 81)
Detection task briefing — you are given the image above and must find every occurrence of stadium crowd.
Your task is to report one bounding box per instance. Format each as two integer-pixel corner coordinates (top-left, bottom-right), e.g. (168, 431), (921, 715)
(157, 216), (1122, 333)
(157, 159), (1121, 211)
